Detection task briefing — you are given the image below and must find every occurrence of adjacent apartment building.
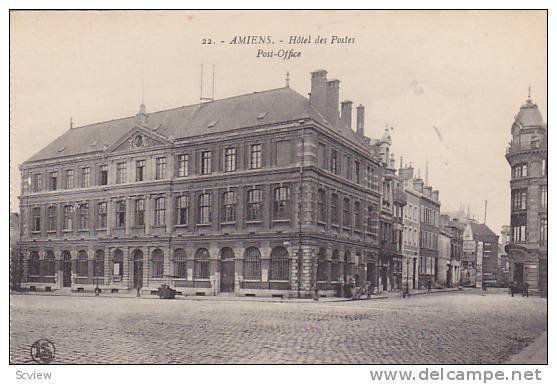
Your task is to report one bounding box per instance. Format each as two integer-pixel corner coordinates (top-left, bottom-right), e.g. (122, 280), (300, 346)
(399, 164), (421, 290)
(505, 94), (547, 295)
(18, 69), (395, 298)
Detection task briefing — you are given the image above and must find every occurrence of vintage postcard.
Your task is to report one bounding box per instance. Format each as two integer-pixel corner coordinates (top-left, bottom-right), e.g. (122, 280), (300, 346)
(8, 8), (548, 375)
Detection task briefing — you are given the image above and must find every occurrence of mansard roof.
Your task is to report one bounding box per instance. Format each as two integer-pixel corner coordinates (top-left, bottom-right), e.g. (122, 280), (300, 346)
(25, 87), (366, 163)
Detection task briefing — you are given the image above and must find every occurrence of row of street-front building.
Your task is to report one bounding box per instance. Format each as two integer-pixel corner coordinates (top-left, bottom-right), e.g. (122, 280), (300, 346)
(12, 69), (544, 298)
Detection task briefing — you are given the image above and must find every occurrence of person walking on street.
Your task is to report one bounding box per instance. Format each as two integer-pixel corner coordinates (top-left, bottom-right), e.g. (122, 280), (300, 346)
(427, 279), (432, 293)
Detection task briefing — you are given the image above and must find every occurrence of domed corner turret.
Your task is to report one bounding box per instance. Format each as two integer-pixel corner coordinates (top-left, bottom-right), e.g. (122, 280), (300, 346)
(514, 98), (544, 130)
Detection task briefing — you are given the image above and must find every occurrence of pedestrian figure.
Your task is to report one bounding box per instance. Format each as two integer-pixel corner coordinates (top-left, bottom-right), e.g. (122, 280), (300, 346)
(427, 279), (432, 293)
(522, 282), (529, 297)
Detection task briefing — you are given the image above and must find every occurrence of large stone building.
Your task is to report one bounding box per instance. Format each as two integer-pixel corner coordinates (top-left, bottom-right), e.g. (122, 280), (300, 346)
(18, 69), (396, 298)
(505, 94), (547, 295)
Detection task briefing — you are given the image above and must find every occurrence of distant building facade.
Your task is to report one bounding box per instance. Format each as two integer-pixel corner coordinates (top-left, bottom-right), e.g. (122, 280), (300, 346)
(418, 182), (440, 288)
(460, 221), (499, 287)
(399, 165), (421, 290)
(505, 95), (547, 295)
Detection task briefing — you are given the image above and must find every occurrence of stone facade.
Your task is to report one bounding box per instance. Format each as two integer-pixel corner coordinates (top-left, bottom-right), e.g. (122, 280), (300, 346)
(505, 96), (547, 295)
(399, 165), (421, 290)
(18, 70), (393, 297)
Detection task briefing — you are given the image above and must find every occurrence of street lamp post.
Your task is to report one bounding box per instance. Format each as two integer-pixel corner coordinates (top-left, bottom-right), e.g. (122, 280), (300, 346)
(94, 258), (100, 296)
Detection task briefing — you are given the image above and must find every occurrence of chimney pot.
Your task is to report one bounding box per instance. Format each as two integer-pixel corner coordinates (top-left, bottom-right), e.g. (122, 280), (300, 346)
(356, 104), (365, 136)
(340, 100), (353, 130)
(325, 79), (340, 122)
(309, 69), (328, 114)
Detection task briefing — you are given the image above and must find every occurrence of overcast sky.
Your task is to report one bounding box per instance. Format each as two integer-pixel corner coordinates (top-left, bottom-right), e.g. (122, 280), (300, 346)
(10, 10), (547, 235)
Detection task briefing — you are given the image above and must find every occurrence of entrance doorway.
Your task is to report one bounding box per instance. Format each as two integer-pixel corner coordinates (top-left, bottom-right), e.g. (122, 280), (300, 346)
(133, 250), (144, 289)
(513, 262), (524, 284)
(219, 248), (235, 293)
(366, 262), (376, 287)
(62, 251), (71, 287)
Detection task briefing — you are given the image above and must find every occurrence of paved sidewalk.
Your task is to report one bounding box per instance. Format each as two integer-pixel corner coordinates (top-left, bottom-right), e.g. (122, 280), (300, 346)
(10, 286), (463, 303)
(507, 331), (547, 364)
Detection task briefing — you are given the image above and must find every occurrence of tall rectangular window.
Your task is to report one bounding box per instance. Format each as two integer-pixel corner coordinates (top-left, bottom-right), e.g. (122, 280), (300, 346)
(247, 189), (262, 221)
(32, 207), (41, 232)
(354, 201), (362, 230)
(134, 199), (145, 227)
(47, 206), (57, 232)
(354, 161), (361, 184)
(318, 142), (327, 169)
(367, 205), (378, 235)
(116, 162), (127, 184)
(79, 204), (89, 229)
(331, 194), (339, 225)
(65, 169), (74, 189)
(344, 154), (351, 179)
(81, 167), (91, 188)
(49, 171), (58, 191)
(155, 197), (166, 226)
(201, 151), (212, 175)
(135, 199), (145, 226)
(366, 165), (373, 189)
(541, 185), (547, 209)
(542, 158), (547, 176)
(99, 165), (108, 186)
(343, 198), (351, 227)
(512, 224), (527, 243)
(155, 157), (166, 180)
(540, 218), (547, 244)
(97, 202), (107, 228)
(63, 205), (73, 230)
(317, 189), (327, 222)
(136, 160), (145, 181)
(222, 191), (237, 222)
(250, 144), (262, 169)
(330, 150), (338, 174)
(198, 193), (212, 224)
(273, 186), (290, 220)
(224, 148), (236, 172)
(175, 196), (189, 225)
(511, 189), (527, 211)
(116, 200), (126, 227)
(32, 174), (42, 192)
(177, 154), (189, 177)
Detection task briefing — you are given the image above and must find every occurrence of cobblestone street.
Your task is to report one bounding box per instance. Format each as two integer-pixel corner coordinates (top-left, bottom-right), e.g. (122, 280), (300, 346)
(10, 291), (547, 364)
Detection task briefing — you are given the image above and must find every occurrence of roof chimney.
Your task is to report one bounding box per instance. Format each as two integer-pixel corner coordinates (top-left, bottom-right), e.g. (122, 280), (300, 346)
(309, 69), (327, 115)
(356, 104), (365, 136)
(340, 100), (353, 129)
(325, 79), (340, 122)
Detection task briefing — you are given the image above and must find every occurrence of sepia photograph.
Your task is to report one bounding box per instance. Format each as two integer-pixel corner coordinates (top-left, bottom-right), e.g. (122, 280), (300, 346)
(8, 8), (548, 371)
